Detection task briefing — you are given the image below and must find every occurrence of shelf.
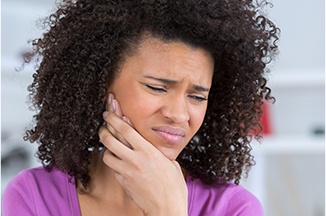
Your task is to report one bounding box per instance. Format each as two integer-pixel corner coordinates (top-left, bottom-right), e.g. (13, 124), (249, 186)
(252, 135), (325, 155)
(268, 70), (325, 88)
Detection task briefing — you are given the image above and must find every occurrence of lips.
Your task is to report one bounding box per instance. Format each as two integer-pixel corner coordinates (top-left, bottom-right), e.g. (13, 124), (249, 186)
(152, 126), (186, 143)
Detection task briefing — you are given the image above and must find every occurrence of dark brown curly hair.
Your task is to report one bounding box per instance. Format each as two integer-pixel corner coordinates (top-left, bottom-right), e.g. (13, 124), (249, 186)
(23, 0), (279, 188)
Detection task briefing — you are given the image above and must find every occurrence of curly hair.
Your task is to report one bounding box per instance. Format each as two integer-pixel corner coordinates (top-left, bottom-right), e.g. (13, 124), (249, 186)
(23, 0), (279, 188)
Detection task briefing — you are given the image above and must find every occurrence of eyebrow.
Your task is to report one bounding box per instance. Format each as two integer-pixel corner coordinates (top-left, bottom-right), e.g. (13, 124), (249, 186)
(144, 75), (210, 92)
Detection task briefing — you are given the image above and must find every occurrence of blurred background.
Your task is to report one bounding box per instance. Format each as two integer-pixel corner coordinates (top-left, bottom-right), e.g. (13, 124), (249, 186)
(1, 0), (325, 215)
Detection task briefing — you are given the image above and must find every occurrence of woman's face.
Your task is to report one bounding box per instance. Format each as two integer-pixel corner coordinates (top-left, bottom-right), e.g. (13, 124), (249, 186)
(109, 37), (214, 160)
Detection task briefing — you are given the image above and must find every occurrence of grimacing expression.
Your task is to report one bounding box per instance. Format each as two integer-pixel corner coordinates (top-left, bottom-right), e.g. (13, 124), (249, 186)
(109, 37), (214, 160)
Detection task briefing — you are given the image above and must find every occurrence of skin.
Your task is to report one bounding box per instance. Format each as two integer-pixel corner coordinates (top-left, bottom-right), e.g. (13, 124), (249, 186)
(109, 37), (214, 160)
(79, 37), (214, 216)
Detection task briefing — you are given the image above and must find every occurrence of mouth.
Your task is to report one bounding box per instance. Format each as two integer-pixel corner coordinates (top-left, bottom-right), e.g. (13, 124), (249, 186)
(152, 126), (186, 143)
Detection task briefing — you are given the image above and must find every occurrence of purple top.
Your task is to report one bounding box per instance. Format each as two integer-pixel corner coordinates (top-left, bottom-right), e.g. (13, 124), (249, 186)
(2, 167), (263, 215)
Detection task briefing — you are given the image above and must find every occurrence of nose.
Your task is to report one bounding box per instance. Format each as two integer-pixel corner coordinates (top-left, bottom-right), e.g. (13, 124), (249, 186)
(161, 95), (190, 123)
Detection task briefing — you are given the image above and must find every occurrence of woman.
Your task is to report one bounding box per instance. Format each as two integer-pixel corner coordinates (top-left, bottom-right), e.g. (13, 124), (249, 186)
(2, 0), (279, 215)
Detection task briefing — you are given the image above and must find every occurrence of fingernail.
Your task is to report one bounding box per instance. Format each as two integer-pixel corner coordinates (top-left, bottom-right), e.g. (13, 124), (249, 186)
(106, 94), (113, 109)
(109, 100), (117, 112)
(102, 111), (109, 119)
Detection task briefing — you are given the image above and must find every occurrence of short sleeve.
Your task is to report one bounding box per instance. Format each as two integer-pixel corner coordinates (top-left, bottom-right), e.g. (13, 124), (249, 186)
(2, 171), (37, 216)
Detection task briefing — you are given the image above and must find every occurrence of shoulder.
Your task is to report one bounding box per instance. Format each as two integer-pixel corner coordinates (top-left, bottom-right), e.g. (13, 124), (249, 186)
(187, 176), (264, 216)
(11, 166), (66, 181)
(2, 166), (79, 216)
(222, 183), (264, 215)
(4, 166), (69, 194)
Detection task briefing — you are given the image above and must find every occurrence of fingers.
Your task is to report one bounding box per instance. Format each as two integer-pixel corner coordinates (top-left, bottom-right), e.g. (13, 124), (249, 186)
(103, 112), (152, 152)
(105, 93), (132, 148)
(102, 92), (157, 155)
(102, 149), (123, 170)
(99, 125), (133, 160)
(107, 93), (123, 118)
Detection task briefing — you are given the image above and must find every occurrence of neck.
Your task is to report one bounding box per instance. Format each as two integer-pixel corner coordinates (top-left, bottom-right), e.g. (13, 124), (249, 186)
(77, 150), (133, 204)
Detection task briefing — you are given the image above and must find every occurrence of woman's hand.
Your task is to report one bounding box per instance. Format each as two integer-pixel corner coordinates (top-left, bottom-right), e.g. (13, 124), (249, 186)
(98, 94), (188, 216)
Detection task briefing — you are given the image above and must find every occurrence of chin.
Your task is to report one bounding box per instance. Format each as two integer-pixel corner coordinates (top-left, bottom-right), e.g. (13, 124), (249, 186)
(157, 147), (181, 161)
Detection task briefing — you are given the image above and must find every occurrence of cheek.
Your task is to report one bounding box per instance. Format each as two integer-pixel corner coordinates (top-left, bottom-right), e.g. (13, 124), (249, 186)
(120, 97), (157, 139)
(190, 106), (207, 132)
(115, 89), (154, 125)
(112, 81), (139, 113)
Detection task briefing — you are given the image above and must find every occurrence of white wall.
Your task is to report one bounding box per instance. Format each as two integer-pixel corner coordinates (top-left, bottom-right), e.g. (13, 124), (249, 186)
(1, 0), (56, 194)
(267, 0), (325, 136)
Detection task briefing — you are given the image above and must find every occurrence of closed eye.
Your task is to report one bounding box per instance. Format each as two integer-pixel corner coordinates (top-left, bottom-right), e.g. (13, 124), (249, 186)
(146, 84), (166, 92)
(189, 95), (207, 102)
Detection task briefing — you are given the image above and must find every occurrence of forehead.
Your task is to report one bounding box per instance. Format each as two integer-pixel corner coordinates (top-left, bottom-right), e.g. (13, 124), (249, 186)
(122, 36), (214, 81)
(135, 36), (213, 62)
